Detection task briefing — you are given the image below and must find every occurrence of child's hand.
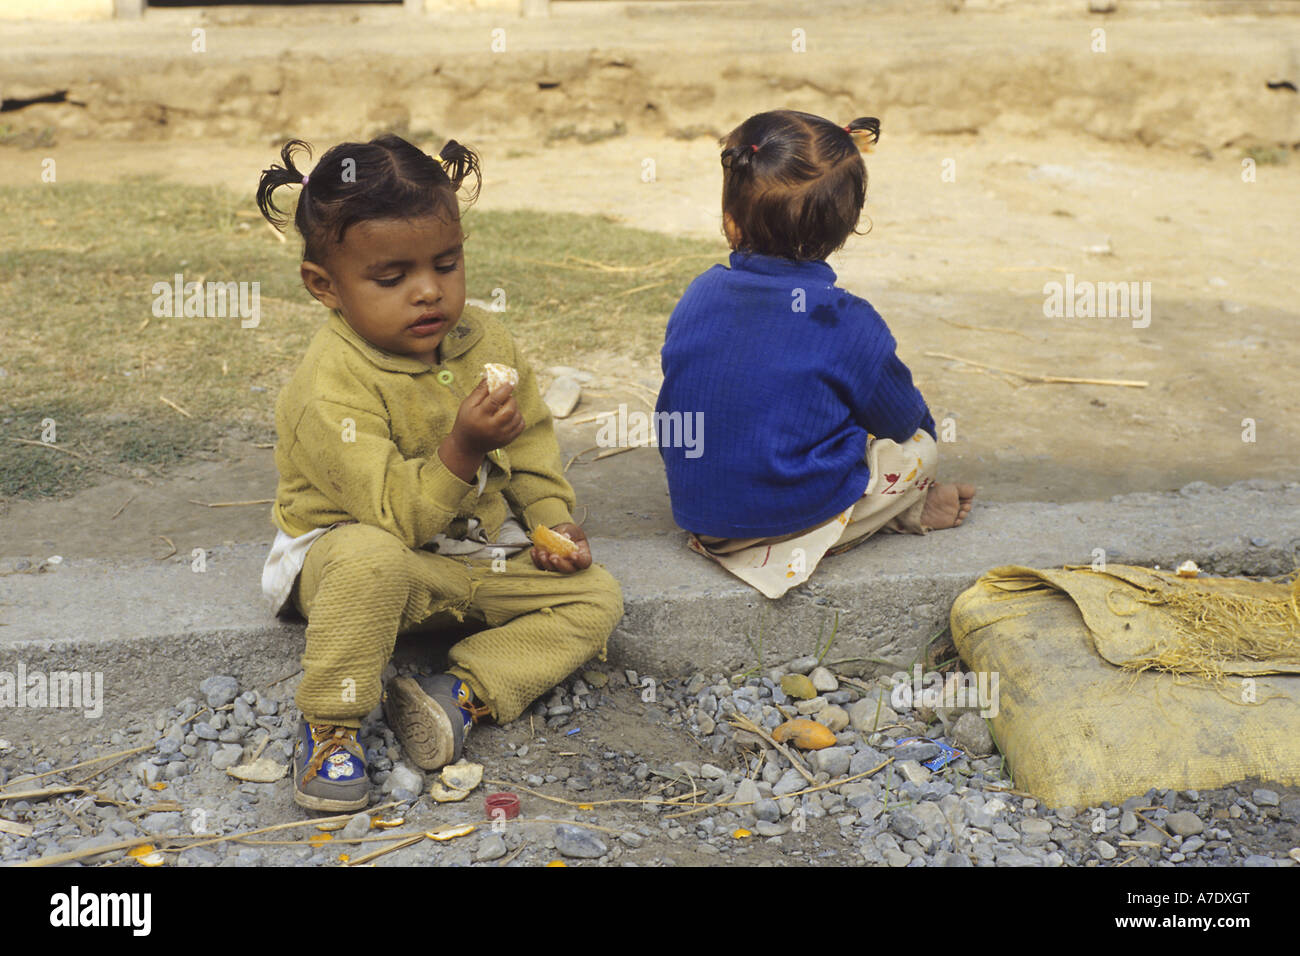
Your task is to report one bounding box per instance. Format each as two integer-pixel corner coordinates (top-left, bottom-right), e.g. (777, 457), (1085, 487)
(530, 522), (592, 574)
(450, 379), (525, 457)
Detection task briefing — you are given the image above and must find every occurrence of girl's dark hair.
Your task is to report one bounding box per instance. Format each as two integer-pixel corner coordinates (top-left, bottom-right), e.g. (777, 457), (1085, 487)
(719, 110), (880, 261)
(256, 134), (482, 263)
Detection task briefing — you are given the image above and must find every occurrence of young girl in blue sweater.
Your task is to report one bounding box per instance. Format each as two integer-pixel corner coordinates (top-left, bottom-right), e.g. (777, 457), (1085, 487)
(656, 109), (975, 598)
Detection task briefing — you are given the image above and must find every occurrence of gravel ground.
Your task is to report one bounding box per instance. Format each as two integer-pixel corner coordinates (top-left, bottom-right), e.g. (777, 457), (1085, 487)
(2, 658), (1298, 868)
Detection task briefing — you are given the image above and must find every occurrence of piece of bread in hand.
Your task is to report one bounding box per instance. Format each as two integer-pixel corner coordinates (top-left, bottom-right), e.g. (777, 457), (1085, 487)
(531, 524), (578, 558)
(483, 363), (518, 392)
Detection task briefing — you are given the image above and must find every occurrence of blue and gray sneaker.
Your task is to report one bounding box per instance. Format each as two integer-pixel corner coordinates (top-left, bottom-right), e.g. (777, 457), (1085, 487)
(292, 720), (369, 813)
(383, 674), (490, 771)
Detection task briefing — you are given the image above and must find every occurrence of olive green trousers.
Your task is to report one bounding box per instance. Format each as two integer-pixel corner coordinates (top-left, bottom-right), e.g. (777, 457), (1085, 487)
(290, 522), (624, 727)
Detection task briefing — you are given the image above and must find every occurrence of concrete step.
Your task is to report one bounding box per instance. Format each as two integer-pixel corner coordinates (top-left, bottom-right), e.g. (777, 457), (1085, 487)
(2, 480), (1297, 736)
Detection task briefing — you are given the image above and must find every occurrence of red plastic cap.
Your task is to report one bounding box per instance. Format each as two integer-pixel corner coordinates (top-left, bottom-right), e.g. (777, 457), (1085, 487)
(485, 792), (521, 820)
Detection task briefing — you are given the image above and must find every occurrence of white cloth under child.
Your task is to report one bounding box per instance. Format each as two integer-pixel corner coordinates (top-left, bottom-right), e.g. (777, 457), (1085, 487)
(262, 461), (531, 617)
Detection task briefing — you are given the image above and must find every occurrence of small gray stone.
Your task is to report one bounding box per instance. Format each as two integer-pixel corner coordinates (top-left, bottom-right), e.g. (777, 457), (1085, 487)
(849, 748), (888, 776)
(772, 768), (804, 798)
(1243, 854), (1276, 867)
(193, 722), (219, 741)
(935, 849), (973, 867)
(211, 744), (244, 770)
(808, 666), (838, 693)
(199, 675), (240, 709)
(619, 832), (644, 848)
(840, 781), (875, 804)
(1097, 840), (1117, 860)
(475, 832), (508, 862)
(857, 800), (884, 824)
(815, 704), (850, 733)
(890, 743), (942, 762)
(889, 809), (923, 841)
(543, 376), (581, 419)
(910, 801), (948, 837)
(232, 697), (256, 728)
(141, 812), (183, 834)
(383, 763), (424, 795)
(1181, 835), (1205, 854)
(786, 656), (819, 674)
(755, 821), (789, 837)
(342, 812), (371, 841)
(812, 746), (853, 778)
(897, 759), (931, 784)
(1165, 811), (1204, 836)
(555, 824), (606, 859)
(734, 778), (760, 808)
(951, 712), (994, 756)
(1119, 811), (1139, 834)
(1252, 788), (1280, 807)
(753, 799), (781, 823)
(848, 697), (898, 733)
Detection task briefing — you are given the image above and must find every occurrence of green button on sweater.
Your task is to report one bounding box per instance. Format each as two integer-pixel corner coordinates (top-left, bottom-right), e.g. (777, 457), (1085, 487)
(271, 306), (575, 549)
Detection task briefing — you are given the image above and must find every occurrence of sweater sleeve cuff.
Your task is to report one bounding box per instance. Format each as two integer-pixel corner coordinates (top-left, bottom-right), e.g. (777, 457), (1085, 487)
(522, 497), (574, 531)
(423, 453), (478, 515)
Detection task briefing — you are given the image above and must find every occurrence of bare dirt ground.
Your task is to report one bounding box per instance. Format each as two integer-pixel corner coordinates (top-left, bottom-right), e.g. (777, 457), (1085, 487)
(4, 127), (1299, 561)
(2, 3), (1299, 556)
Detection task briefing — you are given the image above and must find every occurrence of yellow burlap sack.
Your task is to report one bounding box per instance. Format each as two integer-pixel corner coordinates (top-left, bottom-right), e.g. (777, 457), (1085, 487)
(950, 564), (1300, 808)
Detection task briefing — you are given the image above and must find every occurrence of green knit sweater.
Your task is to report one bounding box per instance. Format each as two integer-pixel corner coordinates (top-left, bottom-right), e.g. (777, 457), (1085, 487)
(271, 306), (575, 548)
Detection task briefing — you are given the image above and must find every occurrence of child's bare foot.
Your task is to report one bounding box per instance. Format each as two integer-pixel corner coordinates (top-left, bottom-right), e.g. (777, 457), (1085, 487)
(920, 482), (976, 530)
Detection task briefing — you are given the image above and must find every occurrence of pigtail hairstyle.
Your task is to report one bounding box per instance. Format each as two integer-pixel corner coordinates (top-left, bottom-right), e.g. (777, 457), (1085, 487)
(844, 116), (881, 154)
(438, 139), (482, 204)
(720, 142), (760, 175)
(719, 110), (878, 261)
(256, 138), (313, 234)
(255, 133), (483, 264)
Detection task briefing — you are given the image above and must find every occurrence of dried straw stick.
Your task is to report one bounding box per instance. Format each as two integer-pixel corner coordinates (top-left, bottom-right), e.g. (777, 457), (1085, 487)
(924, 351), (1149, 388)
(14, 801), (404, 867)
(483, 778), (693, 812)
(0, 744), (155, 793)
(724, 713), (816, 785)
(934, 316), (1031, 339)
(158, 395), (193, 418)
(346, 833), (424, 866)
(187, 498), (275, 508)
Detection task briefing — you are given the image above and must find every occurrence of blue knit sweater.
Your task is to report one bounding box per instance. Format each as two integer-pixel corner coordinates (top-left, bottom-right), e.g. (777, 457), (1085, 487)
(656, 252), (936, 538)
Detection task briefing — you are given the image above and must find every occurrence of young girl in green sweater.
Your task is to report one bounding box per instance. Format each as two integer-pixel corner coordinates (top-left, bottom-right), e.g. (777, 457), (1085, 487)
(256, 134), (623, 812)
